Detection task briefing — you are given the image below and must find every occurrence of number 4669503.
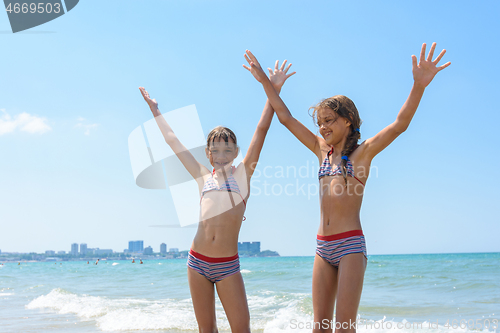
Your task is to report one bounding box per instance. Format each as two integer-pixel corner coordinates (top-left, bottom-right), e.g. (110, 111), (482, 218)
(6, 2), (61, 14)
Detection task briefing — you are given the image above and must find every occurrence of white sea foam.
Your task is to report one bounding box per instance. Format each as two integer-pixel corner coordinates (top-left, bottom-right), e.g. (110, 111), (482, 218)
(25, 288), (312, 331)
(263, 301), (313, 333)
(26, 288), (212, 331)
(24, 289), (498, 332)
(111, 263), (119, 266)
(241, 269), (251, 274)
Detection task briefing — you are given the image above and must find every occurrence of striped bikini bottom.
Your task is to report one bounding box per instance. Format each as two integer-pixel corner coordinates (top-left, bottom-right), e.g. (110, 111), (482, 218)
(187, 249), (240, 283)
(316, 229), (367, 268)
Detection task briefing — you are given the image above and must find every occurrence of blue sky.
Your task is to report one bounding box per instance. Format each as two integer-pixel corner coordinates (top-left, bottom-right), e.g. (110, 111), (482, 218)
(1, 0), (499, 256)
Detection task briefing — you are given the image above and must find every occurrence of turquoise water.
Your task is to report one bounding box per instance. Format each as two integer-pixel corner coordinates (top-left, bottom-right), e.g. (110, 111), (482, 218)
(1, 253), (498, 332)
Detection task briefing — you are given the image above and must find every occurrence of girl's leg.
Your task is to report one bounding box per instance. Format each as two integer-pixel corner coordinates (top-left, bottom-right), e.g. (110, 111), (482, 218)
(215, 272), (251, 333)
(187, 267), (218, 333)
(312, 254), (339, 333)
(335, 253), (367, 333)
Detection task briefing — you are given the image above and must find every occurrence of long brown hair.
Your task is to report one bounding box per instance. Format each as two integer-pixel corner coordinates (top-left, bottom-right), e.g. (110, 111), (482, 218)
(310, 95), (362, 187)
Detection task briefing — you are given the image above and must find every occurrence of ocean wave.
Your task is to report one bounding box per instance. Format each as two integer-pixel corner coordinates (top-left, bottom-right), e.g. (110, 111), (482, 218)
(24, 289), (499, 332)
(25, 288), (314, 331)
(26, 288), (199, 331)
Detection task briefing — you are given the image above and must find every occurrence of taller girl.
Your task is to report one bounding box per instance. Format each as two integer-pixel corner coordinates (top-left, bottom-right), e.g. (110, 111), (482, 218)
(245, 43), (450, 332)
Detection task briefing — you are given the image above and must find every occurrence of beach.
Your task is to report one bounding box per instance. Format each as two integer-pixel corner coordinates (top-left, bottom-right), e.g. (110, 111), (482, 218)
(1, 253), (498, 332)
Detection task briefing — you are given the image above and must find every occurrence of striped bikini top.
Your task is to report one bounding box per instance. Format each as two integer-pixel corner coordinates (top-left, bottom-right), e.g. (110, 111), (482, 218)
(201, 166), (247, 219)
(202, 167), (241, 195)
(318, 147), (365, 186)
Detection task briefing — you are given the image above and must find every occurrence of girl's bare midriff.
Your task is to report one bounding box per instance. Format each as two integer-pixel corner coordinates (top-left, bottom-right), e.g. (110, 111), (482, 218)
(191, 190), (247, 258)
(317, 153), (370, 236)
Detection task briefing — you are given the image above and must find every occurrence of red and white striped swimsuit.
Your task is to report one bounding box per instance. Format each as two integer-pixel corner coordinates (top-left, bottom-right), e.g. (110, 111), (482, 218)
(318, 147), (365, 186)
(316, 148), (367, 266)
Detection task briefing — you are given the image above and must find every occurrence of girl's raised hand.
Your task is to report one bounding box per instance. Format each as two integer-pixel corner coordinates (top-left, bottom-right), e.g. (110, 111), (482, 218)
(268, 60), (296, 91)
(412, 42), (451, 88)
(243, 50), (268, 83)
(139, 87), (158, 110)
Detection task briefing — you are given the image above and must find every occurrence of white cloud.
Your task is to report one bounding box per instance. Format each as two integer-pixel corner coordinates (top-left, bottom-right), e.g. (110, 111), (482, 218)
(75, 116), (99, 135)
(0, 109), (51, 135)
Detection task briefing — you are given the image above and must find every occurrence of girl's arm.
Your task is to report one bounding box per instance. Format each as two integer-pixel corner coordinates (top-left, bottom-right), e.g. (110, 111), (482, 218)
(245, 50), (324, 159)
(139, 87), (209, 181)
(242, 58), (295, 177)
(361, 43), (451, 161)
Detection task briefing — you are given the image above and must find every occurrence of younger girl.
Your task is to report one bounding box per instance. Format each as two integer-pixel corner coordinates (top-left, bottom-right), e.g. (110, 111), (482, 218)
(139, 59), (295, 332)
(244, 43), (450, 332)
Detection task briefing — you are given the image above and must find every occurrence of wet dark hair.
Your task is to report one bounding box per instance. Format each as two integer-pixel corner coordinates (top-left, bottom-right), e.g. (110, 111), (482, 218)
(206, 126), (237, 148)
(310, 95), (362, 187)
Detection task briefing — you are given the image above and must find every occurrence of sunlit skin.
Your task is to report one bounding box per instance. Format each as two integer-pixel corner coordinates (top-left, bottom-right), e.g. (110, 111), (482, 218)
(196, 138), (245, 257)
(139, 58), (295, 332)
(317, 108), (351, 147)
(245, 43), (450, 333)
(206, 139), (239, 174)
(316, 107), (365, 234)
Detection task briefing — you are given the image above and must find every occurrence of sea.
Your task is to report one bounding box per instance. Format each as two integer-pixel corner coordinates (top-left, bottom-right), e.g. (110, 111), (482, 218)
(1, 253), (499, 333)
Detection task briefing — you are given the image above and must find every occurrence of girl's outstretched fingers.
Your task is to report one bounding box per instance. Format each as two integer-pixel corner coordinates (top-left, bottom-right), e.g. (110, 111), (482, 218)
(426, 42), (435, 62)
(245, 50), (262, 69)
(139, 87), (158, 109)
(412, 42), (450, 88)
(243, 50), (268, 82)
(434, 49), (451, 72)
(242, 53), (252, 71)
(420, 43), (427, 64)
(268, 60), (296, 91)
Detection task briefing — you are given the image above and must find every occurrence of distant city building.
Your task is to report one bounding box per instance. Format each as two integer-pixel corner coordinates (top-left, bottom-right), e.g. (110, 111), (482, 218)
(45, 250), (55, 255)
(94, 249), (113, 255)
(80, 243), (87, 255)
(238, 242), (260, 254)
(71, 243), (78, 255)
(169, 248), (179, 253)
(144, 246), (153, 255)
(128, 240), (144, 253)
(160, 243), (167, 254)
(57, 251), (66, 254)
(86, 248), (112, 255)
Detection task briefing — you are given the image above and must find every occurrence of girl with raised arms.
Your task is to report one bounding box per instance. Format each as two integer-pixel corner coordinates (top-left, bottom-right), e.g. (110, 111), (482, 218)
(139, 59), (295, 332)
(244, 43), (450, 332)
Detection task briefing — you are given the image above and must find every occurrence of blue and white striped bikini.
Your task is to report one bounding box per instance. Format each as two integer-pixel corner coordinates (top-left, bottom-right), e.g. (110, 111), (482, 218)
(318, 147), (365, 186)
(200, 166), (247, 208)
(187, 249), (240, 283)
(316, 230), (367, 267)
(316, 147), (367, 267)
(188, 166), (245, 283)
